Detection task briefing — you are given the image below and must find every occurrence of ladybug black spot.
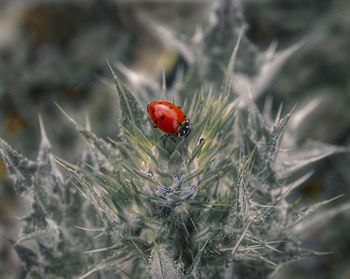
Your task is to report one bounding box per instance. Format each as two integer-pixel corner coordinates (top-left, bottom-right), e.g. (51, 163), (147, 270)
(152, 110), (155, 113)
(172, 130), (175, 133)
(168, 106), (173, 110)
(161, 115), (165, 120)
(154, 120), (158, 124)
(159, 102), (162, 104)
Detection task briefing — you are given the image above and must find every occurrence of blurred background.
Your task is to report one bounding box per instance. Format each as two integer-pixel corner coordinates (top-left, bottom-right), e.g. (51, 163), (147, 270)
(1, 0), (349, 278)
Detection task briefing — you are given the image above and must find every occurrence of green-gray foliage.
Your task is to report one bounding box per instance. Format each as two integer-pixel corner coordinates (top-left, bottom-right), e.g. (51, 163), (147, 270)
(2, 35), (349, 277)
(1, 4), (350, 276)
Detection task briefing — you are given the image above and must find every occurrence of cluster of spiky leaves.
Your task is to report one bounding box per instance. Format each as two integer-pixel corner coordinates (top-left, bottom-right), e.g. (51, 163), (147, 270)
(2, 52), (343, 278)
(0, 115), (119, 278)
(2, 36), (350, 278)
(1, 12), (350, 279)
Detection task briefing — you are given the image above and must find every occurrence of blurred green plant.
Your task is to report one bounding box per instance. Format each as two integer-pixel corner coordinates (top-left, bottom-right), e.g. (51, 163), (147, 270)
(1, 31), (349, 278)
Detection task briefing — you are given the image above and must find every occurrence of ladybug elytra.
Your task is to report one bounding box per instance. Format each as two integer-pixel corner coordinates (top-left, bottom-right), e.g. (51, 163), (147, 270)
(147, 101), (191, 137)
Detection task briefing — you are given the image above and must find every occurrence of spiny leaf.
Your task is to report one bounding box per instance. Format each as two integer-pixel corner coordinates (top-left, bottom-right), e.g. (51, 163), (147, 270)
(233, 42), (303, 102)
(235, 153), (254, 223)
(276, 140), (350, 178)
(36, 116), (64, 184)
(223, 25), (245, 96)
(79, 253), (133, 279)
(292, 197), (350, 233)
(269, 248), (332, 278)
(0, 137), (36, 194)
(107, 60), (146, 130)
(232, 219), (253, 256)
(56, 104), (120, 169)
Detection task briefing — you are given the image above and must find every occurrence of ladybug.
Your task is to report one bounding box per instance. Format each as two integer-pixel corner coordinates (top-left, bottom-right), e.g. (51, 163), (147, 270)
(147, 101), (191, 137)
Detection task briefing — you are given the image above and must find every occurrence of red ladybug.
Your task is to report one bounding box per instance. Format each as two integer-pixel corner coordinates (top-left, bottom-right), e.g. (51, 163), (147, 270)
(147, 101), (191, 137)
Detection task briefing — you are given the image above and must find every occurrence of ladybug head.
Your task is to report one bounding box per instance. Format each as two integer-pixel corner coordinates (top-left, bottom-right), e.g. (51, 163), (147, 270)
(179, 120), (191, 137)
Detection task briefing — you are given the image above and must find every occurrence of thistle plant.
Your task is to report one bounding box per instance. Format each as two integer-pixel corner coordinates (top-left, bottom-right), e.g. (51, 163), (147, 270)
(2, 29), (350, 278)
